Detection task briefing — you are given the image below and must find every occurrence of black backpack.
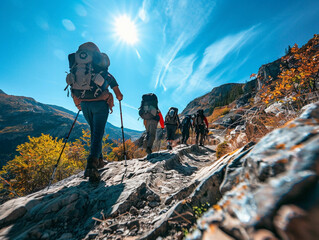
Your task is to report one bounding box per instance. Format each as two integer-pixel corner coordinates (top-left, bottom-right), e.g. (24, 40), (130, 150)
(181, 115), (191, 128)
(194, 109), (205, 127)
(165, 107), (179, 125)
(138, 94), (159, 120)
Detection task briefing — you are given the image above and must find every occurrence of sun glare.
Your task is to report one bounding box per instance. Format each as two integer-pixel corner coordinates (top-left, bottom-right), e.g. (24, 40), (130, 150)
(114, 15), (138, 45)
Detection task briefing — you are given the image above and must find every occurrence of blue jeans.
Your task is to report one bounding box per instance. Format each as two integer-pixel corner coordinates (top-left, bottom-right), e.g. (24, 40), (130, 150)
(81, 101), (109, 159)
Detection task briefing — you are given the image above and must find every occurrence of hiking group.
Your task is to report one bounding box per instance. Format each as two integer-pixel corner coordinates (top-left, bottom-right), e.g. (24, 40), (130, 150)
(66, 42), (209, 183)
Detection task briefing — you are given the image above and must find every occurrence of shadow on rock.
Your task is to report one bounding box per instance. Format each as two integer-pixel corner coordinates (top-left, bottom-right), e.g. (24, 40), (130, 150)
(2, 181), (124, 240)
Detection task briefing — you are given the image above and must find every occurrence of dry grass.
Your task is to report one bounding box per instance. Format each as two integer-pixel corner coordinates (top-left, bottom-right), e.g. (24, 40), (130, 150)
(207, 106), (231, 123)
(218, 102), (298, 156)
(216, 141), (229, 159)
(133, 148), (147, 158)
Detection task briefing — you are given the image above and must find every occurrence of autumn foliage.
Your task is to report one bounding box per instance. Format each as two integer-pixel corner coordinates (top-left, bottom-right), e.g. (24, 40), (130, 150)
(0, 134), (87, 197)
(207, 106), (231, 124)
(108, 139), (138, 161)
(0, 129), (130, 199)
(260, 34), (319, 105)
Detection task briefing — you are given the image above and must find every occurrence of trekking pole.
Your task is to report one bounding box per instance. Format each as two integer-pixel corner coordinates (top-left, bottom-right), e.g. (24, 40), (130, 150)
(119, 101), (128, 183)
(47, 110), (80, 190)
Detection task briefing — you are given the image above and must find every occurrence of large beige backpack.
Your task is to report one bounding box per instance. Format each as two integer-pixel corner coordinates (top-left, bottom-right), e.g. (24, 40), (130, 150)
(65, 42), (110, 99)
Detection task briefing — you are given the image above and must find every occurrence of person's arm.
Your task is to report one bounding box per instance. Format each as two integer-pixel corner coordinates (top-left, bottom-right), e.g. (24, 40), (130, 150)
(158, 111), (165, 129)
(107, 72), (123, 101)
(112, 86), (123, 101)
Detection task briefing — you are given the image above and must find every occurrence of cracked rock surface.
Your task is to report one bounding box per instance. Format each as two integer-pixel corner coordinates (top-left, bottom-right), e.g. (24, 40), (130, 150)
(187, 102), (319, 240)
(1, 102), (318, 240)
(0, 145), (218, 240)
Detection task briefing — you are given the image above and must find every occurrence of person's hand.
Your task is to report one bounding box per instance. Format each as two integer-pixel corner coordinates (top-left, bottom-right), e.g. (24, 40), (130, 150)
(113, 86), (123, 101)
(116, 93), (123, 101)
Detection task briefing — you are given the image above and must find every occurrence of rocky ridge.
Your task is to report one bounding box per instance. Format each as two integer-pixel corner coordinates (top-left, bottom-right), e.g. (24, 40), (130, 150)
(187, 102), (319, 240)
(0, 101), (318, 240)
(181, 83), (245, 116)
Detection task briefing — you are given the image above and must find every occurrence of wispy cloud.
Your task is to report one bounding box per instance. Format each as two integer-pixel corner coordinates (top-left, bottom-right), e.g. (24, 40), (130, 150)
(62, 19), (76, 31)
(75, 4), (87, 17)
(138, 0), (150, 22)
(184, 25), (259, 93)
(154, 34), (187, 90)
(121, 101), (138, 111)
(161, 53), (196, 91)
(135, 49), (141, 59)
(151, 0), (216, 91)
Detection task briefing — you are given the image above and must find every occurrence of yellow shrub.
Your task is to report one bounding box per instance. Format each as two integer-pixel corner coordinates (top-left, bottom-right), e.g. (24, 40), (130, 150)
(216, 141), (229, 159)
(207, 106), (231, 123)
(0, 134), (87, 196)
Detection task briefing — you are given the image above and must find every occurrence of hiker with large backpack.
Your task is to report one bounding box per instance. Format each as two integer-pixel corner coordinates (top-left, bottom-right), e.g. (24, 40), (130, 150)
(66, 42), (123, 183)
(164, 107), (180, 150)
(181, 115), (193, 145)
(138, 93), (164, 155)
(193, 109), (209, 146)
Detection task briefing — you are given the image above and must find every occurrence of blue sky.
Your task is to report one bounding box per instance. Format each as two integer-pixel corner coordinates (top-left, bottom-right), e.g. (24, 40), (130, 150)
(1, 0), (318, 131)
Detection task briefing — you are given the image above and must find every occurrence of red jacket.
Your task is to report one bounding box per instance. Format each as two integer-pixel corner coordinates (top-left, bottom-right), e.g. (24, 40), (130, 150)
(158, 111), (164, 129)
(143, 110), (165, 129)
(203, 116), (208, 129)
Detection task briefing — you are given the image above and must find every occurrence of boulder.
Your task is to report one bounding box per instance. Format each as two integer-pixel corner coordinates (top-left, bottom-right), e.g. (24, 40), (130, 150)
(257, 59), (282, 90)
(187, 102), (319, 240)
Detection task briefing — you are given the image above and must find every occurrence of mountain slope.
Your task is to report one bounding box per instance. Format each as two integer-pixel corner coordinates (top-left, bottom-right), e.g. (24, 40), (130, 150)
(0, 91), (142, 166)
(0, 102), (318, 240)
(181, 83), (245, 116)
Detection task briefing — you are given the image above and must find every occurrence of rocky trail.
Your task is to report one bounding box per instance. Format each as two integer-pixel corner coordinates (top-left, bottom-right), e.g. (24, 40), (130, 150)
(0, 102), (319, 240)
(0, 144), (219, 240)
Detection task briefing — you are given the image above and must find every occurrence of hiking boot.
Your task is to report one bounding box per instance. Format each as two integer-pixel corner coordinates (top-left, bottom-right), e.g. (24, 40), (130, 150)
(85, 156), (101, 182)
(88, 168), (101, 183)
(97, 156), (108, 169)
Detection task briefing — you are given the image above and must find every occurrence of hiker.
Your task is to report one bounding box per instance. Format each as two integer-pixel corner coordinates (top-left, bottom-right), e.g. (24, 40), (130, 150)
(164, 107), (180, 150)
(193, 109), (208, 146)
(181, 115), (193, 145)
(66, 42), (123, 182)
(138, 93), (164, 155)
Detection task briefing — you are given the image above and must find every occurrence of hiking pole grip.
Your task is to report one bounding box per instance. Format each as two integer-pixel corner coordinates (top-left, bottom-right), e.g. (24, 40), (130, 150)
(47, 110), (80, 190)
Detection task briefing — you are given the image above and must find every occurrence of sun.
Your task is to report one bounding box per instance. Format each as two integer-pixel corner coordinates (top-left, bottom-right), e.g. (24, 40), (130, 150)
(114, 15), (138, 45)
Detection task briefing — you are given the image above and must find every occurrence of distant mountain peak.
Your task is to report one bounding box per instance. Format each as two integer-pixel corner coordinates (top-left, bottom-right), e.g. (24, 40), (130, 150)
(0, 89), (6, 94)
